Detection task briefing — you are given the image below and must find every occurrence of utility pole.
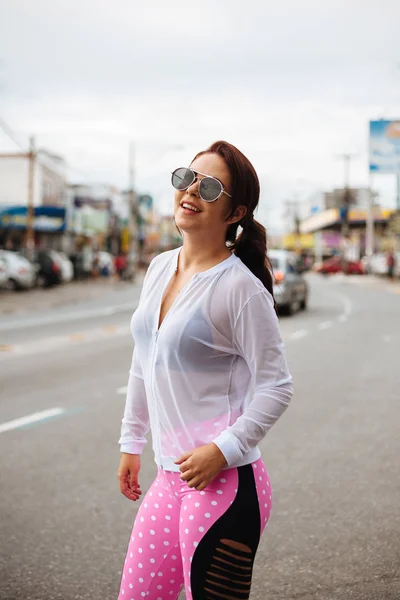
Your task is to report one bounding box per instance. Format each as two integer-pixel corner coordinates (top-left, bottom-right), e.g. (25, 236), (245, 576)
(283, 198), (301, 253)
(336, 153), (357, 264)
(129, 141), (140, 269)
(365, 172), (375, 259)
(25, 136), (36, 257)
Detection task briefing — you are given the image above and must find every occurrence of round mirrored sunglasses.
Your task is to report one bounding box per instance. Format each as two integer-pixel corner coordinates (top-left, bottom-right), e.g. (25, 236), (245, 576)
(171, 167), (232, 203)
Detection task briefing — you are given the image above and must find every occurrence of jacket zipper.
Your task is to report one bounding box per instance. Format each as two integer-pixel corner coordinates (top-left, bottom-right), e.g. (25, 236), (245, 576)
(151, 258), (198, 469)
(151, 329), (163, 469)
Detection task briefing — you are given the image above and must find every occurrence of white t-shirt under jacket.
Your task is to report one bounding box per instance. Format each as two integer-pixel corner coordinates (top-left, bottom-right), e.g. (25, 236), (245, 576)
(119, 247), (293, 472)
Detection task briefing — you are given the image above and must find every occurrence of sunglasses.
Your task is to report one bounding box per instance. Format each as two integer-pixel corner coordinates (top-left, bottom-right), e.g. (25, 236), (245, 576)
(171, 167), (232, 203)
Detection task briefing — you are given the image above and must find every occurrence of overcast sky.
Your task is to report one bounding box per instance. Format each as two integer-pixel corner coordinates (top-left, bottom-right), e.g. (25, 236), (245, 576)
(1, 0), (399, 232)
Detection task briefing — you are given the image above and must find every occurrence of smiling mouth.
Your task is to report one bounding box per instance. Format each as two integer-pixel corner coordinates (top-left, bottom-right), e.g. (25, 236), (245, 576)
(180, 202), (201, 213)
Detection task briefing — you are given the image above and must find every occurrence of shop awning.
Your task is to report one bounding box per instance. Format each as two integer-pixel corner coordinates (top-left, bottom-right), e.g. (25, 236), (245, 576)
(0, 206), (66, 232)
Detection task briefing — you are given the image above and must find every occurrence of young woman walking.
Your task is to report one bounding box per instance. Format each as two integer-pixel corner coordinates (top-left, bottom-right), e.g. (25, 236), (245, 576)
(117, 141), (293, 599)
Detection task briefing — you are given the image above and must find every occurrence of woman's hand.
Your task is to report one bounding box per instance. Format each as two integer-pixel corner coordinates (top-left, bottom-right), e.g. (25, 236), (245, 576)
(118, 453), (142, 501)
(175, 443), (227, 491)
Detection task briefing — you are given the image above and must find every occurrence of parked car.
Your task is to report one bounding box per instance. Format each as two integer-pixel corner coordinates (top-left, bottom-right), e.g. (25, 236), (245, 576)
(36, 250), (63, 287)
(0, 250), (36, 290)
(49, 251), (74, 283)
(0, 255), (8, 288)
(269, 249), (309, 315)
(316, 256), (364, 275)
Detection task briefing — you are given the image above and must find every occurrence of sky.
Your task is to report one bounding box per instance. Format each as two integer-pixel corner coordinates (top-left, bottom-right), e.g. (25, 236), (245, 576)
(0, 0), (400, 233)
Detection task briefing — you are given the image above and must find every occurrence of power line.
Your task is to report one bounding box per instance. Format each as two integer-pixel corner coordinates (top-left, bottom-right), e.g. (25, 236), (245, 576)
(0, 115), (27, 150)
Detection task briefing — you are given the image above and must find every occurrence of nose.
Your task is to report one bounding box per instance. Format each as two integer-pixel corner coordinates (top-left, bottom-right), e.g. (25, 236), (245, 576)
(186, 175), (200, 196)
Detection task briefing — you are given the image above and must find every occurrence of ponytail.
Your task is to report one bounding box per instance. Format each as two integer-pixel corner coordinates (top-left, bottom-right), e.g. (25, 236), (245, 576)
(227, 215), (276, 306)
(191, 141), (275, 308)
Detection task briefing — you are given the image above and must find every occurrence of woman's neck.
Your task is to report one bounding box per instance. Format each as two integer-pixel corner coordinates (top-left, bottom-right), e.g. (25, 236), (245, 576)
(178, 233), (231, 272)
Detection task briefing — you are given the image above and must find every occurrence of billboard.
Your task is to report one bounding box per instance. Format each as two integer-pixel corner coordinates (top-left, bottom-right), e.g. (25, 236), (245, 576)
(369, 120), (400, 173)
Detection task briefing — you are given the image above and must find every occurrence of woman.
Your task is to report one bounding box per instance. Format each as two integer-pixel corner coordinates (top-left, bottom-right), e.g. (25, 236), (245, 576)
(117, 141), (293, 599)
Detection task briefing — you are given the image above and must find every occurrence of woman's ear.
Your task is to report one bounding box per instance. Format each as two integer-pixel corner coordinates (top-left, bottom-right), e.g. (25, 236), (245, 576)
(227, 205), (247, 225)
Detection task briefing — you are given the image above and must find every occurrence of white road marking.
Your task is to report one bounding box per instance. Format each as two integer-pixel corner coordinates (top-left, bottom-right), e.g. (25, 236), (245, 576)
(289, 330), (308, 341)
(0, 324), (131, 361)
(0, 302), (135, 332)
(117, 386), (128, 395)
(318, 321), (333, 330)
(322, 288), (353, 322)
(0, 408), (65, 434)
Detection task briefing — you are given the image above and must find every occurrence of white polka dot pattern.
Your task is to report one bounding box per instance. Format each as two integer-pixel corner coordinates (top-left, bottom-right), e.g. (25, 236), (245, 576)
(118, 459), (271, 600)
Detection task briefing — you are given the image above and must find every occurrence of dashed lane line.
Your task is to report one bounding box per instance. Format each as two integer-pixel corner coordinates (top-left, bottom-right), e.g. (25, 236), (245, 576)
(0, 302), (136, 333)
(318, 321), (333, 330)
(0, 324), (131, 361)
(288, 330), (308, 341)
(0, 408), (66, 434)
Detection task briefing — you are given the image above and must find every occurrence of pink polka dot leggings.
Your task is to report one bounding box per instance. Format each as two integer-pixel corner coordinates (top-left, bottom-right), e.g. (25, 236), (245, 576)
(118, 458), (271, 600)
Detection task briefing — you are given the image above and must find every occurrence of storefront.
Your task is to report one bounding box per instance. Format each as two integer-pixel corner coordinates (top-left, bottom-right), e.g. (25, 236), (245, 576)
(0, 205), (66, 250)
(300, 207), (395, 259)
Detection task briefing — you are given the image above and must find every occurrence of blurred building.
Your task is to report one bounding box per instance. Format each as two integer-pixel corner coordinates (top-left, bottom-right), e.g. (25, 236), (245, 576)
(67, 183), (134, 256)
(0, 149), (67, 250)
(159, 215), (182, 251)
(323, 187), (378, 210)
(300, 206), (395, 259)
(282, 186), (395, 259)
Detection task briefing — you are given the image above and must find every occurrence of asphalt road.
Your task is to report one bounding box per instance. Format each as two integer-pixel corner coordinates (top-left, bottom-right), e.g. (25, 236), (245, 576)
(0, 274), (399, 600)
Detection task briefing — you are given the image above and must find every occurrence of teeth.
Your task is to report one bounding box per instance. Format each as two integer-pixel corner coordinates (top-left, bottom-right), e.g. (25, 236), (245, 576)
(182, 203), (200, 212)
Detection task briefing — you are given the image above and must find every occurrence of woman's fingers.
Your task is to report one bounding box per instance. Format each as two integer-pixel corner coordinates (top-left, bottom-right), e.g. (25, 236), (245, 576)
(194, 479), (208, 491)
(129, 472), (140, 491)
(179, 467), (193, 481)
(178, 459), (192, 473)
(119, 469), (141, 498)
(119, 471), (129, 495)
(121, 476), (141, 501)
(124, 490), (140, 501)
(174, 451), (192, 466)
(185, 472), (211, 489)
(118, 454), (142, 501)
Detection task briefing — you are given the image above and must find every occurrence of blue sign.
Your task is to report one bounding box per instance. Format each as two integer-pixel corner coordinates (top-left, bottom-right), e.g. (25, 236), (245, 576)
(369, 120), (400, 174)
(0, 206), (66, 232)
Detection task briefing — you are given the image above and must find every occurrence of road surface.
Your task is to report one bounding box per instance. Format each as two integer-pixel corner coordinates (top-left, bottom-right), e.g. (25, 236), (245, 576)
(0, 274), (399, 599)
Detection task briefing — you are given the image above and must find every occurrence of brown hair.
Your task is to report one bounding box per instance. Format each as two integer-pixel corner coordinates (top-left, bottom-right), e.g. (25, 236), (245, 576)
(192, 141), (275, 300)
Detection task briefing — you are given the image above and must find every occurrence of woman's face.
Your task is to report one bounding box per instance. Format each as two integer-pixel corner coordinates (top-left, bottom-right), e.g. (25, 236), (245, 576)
(174, 153), (243, 236)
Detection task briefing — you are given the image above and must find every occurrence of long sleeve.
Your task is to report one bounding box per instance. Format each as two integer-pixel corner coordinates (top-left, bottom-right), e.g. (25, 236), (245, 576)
(212, 290), (293, 466)
(119, 347), (150, 454)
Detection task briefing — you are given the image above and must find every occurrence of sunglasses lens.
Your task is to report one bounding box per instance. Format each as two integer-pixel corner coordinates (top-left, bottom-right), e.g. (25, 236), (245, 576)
(172, 168), (194, 190)
(199, 177), (222, 202)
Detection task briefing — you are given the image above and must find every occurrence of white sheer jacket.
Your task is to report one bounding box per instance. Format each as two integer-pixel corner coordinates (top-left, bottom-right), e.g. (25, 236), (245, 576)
(119, 247), (293, 472)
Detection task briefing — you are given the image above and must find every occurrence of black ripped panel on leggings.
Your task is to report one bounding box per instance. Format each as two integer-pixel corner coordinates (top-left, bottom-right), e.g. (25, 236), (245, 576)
(190, 464), (261, 599)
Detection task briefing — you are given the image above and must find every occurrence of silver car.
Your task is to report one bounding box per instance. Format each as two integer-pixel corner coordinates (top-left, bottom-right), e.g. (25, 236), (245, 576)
(269, 249), (308, 315)
(0, 256), (7, 288)
(0, 250), (36, 290)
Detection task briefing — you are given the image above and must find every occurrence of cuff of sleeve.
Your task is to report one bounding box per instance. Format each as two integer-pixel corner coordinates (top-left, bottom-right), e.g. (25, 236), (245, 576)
(120, 441), (145, 454)
(212, 430), (243, 467)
